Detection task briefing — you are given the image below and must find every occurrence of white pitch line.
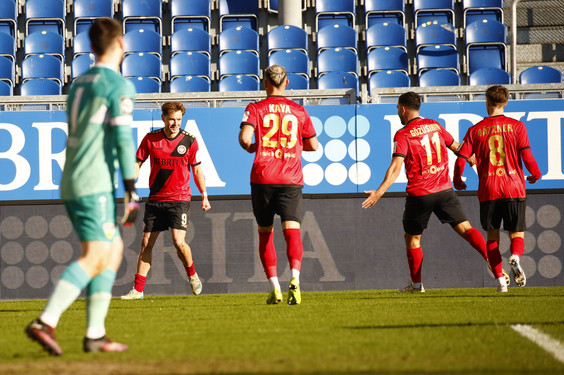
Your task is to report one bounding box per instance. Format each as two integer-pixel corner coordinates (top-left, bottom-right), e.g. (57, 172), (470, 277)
(511, 324), (564, 364)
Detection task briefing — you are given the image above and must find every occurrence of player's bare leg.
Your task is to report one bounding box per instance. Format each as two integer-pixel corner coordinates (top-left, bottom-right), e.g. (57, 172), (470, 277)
(508, 231), (526, 287)
(399, 233), (425, 293)
(121, 231), (160, 299)
(172, 228), (202, 295)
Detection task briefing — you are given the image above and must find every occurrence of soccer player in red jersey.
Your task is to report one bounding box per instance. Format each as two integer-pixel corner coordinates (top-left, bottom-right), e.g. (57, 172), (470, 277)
(121, 101), (211, 299)
(362, 92), (504, 292)
(453, 85), (541, 289)
(238, 65), (319, 305)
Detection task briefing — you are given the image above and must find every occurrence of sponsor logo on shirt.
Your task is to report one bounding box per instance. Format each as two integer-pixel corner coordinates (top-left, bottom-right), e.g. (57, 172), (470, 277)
(177, 145), (187, 155)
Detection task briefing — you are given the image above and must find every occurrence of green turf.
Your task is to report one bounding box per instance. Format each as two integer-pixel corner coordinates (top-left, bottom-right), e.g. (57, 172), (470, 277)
(1, 287), (564, 374)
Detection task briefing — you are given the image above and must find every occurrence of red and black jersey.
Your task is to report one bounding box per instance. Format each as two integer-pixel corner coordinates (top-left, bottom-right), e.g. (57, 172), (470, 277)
(457, 115), (531, 202)
(393, 117), (455, 196)
(241, 96), (316, 185)
(137, 129), (200, 201)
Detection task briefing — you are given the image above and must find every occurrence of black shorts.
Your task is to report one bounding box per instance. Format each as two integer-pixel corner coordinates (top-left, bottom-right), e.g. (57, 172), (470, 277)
(403, 189), (468, 235)
(480, 198), (526, 232)
(251, 184), (302, 227)
(143, 201), (191, 232)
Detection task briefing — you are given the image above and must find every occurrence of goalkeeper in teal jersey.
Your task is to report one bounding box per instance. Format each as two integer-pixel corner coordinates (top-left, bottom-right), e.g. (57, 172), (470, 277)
(26, 18), (139, 356)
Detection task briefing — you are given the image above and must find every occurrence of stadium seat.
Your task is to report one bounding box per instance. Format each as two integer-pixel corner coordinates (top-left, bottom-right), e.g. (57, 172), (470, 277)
(317, 48), (359, 76)
(73, 0), (114, 34)
(369, 70), (410, 96)
(0, 32), (16, 62)
(218, 0), (259, 32)
(415, 22), (456, 53)
(20, 77), (62, 95)
(0, 79), (11, 95)
(286, 72), (309, 90)
(0, 0), (17, 36)
(170, 0), (211, 32)
(0, 55), (14, 87)
(419, 68), (461, 86)
(73, 31), (92, 57)
(24, 31), (65, 61)
(365, 22), (407, 53)
(124, 29), (163, 57)
(364, 0), (405, 27)
(417, 44), (459, 75)
(367, 47), (409, 76)
(267, 25), (308, 55)
(169, 52), (211, 81)
(170, 75), (211, 92)
(21, 54), (64, 85)
(315, 0), (356, 31)
(25, 0), (66, 35)
(465, 19), (507, 74)
(218, 74), (260, 91)
(469, 67), (510, 85)
(463, 0), (503, 28)
(218, 50), (260, 80)
(268, 49), (309, 77)
(413, 0), (455, 27)
(219, 26), (259, 56)
(170, 28), (211, 57)
(316, 24), (358, 53)
(520, 66), (563, 84)
(128, 76), (161, 93)
(71, 53), (96, 81)
(317, 71), (359, 92)
(122, 0), (162, 34)
(266, 0), (306, 14)
(121, 53), (162, 83)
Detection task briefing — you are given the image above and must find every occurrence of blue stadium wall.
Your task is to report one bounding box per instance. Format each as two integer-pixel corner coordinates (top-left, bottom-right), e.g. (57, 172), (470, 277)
(0, 100), (563, 299)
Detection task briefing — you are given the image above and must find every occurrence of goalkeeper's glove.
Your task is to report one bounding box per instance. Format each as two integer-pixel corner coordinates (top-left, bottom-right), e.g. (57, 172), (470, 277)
(121, 179), (140, 226)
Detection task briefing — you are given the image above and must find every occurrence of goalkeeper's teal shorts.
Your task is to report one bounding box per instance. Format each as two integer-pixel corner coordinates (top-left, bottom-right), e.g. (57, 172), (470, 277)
(64, 192), (120, 242)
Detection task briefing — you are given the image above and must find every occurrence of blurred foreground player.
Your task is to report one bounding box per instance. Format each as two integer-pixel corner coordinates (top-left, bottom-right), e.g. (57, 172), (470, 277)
(454, 85), (541, 288)
(25, 18), (139, 355)
(239, 65), (318, 304)
(362, 92), (507, 292)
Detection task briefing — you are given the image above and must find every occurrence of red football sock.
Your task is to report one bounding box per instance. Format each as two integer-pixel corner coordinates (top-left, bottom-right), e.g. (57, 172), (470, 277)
(487, 240), (503, 278)
(406, 247), (423, 283)
(259, 231), (277, 278)
(464, 228), (488, 261)
(184, 263), (196, 277)
(510, 237), (525, 258)
(134, 273), (147, 293)
(283, 228), (303, 271)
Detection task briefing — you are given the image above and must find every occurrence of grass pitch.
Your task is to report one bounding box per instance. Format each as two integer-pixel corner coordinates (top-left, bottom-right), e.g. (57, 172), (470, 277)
(1, 287), (564, 374)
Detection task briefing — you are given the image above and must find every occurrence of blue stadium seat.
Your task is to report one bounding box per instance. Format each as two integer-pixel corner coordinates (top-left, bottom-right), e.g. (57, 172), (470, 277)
(463, 0), (503, 28)
(369, 70), (410, 96)
(170, 75), (211, 93)
(170, 28), (211, 57)
(286, 72), (309, 90)
(364, 0), (405, 27)
(317, 71), (359, 92)
(365, 22), (407, 53)
(417, 44), (459, 75)
(0, 0), (17, 36)
(419, 68), (461, 86)
(317, 48), (359, 76)
(128, 76), (161, 93)
(25, 0), (66, 35)
(121, 53), (162, 82)
(219, 50), (260, 80)
(520, 66), (563, 84)
(73, 0), (114, 34)
(219, 74), (260, 91)
(413, 0), (455, 27)
(465, 19), (507, 74)
(219, 26), (259, 56)
(267, 25), (308, 55)
(469, 67), (510, 85)
(71, 53), (96, 81)
(20, 78), (62, 95)
(122, 0), (162, 34)
(21, 54), (64, 85)
(218, 0), (259, 32)
(316, 24), (358, 53)
(170, 52), (211, 81)
(124, 29), (163, 57)
(0, 79), (11, 95)
(268, 49), (309, 76)
(0, 55), (14, 87)
(170, 0), (211, 32)
(0, 32), (16, 62)
(415, 22), (456, 53)
(367, 47), (409, 76)
(24, 31), (65, 60)
(316, 0), (356, 31)
(73, 31), (92, 57)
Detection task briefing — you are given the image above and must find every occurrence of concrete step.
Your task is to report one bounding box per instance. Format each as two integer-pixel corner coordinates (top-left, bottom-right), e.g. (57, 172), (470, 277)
(503, 0), (564, 28)
(516, 26), (564, 44)
(513, 43), (564, 63)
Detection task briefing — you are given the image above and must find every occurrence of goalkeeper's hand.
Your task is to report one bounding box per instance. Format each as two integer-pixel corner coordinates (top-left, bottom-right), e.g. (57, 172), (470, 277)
(121, 179), (140, 226)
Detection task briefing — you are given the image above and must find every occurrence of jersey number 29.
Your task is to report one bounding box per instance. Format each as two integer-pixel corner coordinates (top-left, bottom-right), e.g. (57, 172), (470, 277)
(262, 113), (298, 148)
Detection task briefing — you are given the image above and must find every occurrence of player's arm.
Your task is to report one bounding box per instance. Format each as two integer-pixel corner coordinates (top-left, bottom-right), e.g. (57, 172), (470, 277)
(362, 156), (404, 209)
(520, 148), (542, 184)
(303, 135), (319, 151)
(192, 164), (211, 211)
(134, 160), (143, 179)
(238, 124), (257, 153)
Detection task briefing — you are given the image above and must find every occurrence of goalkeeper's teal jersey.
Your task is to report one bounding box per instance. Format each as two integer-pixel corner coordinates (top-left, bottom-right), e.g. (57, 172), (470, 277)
(61, 64), (136, 200)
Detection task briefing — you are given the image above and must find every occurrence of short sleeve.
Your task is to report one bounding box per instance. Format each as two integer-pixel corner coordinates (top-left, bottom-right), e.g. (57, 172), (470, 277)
(392, 130), (408, 158)
(440, 125), (455, 148)
(240, 103), (257, 128)
(136, 134), (150, 162)
(108, 79), (135, 127)
(301, 111), (316, 139)
(189, 138), (201, 166)
(457, 129), (474, 159)
(515, 121), (531, 151)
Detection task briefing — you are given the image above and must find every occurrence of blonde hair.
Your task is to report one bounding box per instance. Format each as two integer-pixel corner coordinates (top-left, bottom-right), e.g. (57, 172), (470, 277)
(264, 65), (287, 87)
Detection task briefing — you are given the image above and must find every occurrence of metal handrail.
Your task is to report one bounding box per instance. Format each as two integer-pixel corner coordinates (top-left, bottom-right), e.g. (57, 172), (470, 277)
(511, 0), (521, 84)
